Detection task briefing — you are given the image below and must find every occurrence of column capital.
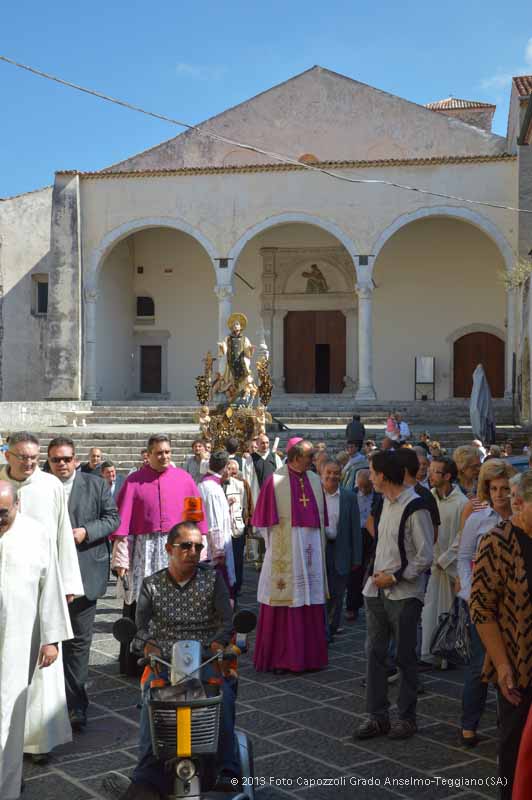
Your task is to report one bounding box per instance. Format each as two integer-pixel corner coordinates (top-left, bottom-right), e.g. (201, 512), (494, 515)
(83, 286), (99, 304)
(353, 255), (376, 286)
(214, 284), (234, 301)
(356, 281), (374, 300)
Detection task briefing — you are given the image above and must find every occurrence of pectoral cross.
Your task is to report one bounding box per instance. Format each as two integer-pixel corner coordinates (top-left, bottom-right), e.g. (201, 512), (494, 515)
(299, 478), (310, 508)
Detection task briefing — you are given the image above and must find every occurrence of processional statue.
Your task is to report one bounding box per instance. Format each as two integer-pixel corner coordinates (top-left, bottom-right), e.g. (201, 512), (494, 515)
(195, 312), (273, 450)
(214, 313), (257, 403)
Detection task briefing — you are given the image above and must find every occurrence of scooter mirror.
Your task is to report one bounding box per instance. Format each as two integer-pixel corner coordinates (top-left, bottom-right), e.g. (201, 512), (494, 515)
(233, 610), (257, 634)
(113, 617), (138, 644)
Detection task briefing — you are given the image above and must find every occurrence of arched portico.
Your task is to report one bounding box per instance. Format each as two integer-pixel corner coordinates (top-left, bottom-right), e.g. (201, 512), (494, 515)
(227, 217), (363, 395)
(84, 221), (218, 400)
(227, 212), (361, 277)
(367, 212), (511, 400)
(371, 206), (514, 272)
(370, 206), (516, 399)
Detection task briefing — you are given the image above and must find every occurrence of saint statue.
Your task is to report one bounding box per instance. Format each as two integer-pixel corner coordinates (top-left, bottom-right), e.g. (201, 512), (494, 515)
(302, 264), (328, 294)
(215, 313), (257, 402)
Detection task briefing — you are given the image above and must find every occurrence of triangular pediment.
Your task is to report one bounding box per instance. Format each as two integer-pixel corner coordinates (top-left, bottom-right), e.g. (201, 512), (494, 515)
(102, 66), (506, 172)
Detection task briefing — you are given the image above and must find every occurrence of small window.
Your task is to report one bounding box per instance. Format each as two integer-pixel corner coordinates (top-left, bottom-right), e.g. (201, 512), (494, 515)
(136, 296), (155, 324)
(31, 274), (48, 315)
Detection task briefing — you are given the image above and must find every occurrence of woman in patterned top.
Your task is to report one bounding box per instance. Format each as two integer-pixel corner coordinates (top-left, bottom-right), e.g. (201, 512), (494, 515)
(469, 470), (532, 799)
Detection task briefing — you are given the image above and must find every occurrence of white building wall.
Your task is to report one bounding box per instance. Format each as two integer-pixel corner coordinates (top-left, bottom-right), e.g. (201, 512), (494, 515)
(0, 187), (52, 400)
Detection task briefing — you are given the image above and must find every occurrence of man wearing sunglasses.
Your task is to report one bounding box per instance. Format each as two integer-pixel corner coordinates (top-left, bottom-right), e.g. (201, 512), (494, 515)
(47, 436), (120, 733)
(0, 431), (84, 762)
(126, 521), (238, 799)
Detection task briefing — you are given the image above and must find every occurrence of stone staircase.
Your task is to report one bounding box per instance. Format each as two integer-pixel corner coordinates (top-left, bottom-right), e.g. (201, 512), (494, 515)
(1, 397), (526, 475)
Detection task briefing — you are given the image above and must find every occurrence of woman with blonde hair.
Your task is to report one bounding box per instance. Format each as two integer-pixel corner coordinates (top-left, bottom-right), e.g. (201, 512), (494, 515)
(457, 459), (516, 748)
(453, 445), (482, 499)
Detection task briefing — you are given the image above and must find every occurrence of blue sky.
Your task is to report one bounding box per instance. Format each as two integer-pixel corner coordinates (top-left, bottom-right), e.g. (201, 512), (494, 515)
(1, 0), (531, 198)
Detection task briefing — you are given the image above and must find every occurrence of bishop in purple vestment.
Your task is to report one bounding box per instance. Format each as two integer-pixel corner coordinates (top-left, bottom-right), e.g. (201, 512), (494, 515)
(252, 440), (328, 673)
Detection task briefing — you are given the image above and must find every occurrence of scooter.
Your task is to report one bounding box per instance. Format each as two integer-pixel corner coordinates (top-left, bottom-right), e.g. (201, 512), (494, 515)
(111, 611), (256, 800)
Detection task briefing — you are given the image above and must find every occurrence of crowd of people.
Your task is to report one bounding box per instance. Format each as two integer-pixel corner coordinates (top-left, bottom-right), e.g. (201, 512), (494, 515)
(1, 421), (532, 799)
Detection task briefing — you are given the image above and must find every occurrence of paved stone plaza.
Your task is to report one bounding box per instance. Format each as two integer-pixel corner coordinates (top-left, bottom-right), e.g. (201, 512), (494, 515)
(22, 571), (501, 800)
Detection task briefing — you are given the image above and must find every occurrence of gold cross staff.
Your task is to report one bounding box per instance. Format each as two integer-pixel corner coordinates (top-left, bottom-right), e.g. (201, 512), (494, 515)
(299, 478), (310, 508)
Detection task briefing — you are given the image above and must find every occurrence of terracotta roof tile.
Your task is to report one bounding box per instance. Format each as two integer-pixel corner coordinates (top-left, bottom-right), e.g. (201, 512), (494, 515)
(513, 76), (532, 97)
(426, 97), (495, 110)
(56, 153), (516, 180)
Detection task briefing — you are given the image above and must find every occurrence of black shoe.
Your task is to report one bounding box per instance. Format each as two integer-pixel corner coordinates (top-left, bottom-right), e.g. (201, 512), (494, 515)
(31, 753), (50, 765)
(460, 731), (480, 748)
(356, 718), (391, 740)
(417, 660), (434, 673)
(69, 708), (87, 731)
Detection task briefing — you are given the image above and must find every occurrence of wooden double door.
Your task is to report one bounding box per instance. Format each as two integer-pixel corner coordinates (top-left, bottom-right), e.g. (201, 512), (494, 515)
(284, 310), (346, 393)
(453, 332), (505, 398)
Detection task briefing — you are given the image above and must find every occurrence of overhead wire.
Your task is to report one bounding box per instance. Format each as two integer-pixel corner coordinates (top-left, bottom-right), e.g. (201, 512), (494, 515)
(1, 53), (531, 215)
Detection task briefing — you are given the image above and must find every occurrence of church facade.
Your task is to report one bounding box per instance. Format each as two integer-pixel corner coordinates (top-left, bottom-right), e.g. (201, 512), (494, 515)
(1, 66), (530, 407)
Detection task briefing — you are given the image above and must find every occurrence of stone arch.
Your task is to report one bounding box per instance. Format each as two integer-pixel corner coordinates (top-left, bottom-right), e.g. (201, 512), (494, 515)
(86, 216), (218, 291)
(371, 206), (514, 273)
(85, 219), (218, 400)
(227, 212), (359, 278)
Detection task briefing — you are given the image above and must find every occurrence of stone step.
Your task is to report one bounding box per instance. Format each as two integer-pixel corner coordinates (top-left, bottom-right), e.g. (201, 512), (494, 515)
(19, 429), (528, 476)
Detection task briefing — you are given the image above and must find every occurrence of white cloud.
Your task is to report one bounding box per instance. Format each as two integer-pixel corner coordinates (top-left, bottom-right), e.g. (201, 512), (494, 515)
(480, 37), (532, 90)
(526, 37), (532, 66)
(175, 62), (226, 81)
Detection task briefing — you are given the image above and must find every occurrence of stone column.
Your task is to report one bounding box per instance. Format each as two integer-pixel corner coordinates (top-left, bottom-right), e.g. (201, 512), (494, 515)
(214, 283), (233, 343)
(505, 286), (516, 399)
(355, 282), (377, 401)
(272, 309), (287, 392)
(342, 307), (358, 394)
(84, 287), (99, 400)
(354, 256), (377, 402)
(46, 174), (83, 399)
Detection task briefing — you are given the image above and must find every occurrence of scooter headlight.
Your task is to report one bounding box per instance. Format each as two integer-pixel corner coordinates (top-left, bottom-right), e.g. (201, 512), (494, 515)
(176, 758), (196, 781)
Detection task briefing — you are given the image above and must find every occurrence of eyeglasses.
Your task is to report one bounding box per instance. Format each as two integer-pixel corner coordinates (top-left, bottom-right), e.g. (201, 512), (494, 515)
(8, 452), (38, 462)
(172, 542), (204, 554)
(50, 456), (74, 464)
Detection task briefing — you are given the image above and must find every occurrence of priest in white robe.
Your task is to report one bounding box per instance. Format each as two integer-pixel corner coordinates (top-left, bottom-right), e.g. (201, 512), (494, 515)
(0, 481), (72, 800)
(0, 432), (83, 758)
(199, 450), (236, 593)
(421, 456), (468, 663)
(252, 440), (329, 673)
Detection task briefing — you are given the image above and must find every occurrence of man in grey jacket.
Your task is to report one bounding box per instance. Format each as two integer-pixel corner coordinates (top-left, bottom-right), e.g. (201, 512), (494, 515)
(321, 460), (363, 635)
(48, 436), (120, 730)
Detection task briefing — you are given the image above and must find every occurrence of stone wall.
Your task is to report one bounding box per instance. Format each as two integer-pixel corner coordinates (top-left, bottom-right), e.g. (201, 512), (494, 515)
(0, 187), (53, 400)
(104, 67), (506, 172)
(435, 107), (495, 133)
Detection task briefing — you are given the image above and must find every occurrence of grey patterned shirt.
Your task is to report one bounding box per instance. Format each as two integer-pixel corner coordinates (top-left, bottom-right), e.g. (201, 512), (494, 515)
(135, 563), (233, 659)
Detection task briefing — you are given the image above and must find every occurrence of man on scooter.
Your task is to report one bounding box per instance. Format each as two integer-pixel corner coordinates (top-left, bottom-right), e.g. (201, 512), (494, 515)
(122, 521), (241, 800)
